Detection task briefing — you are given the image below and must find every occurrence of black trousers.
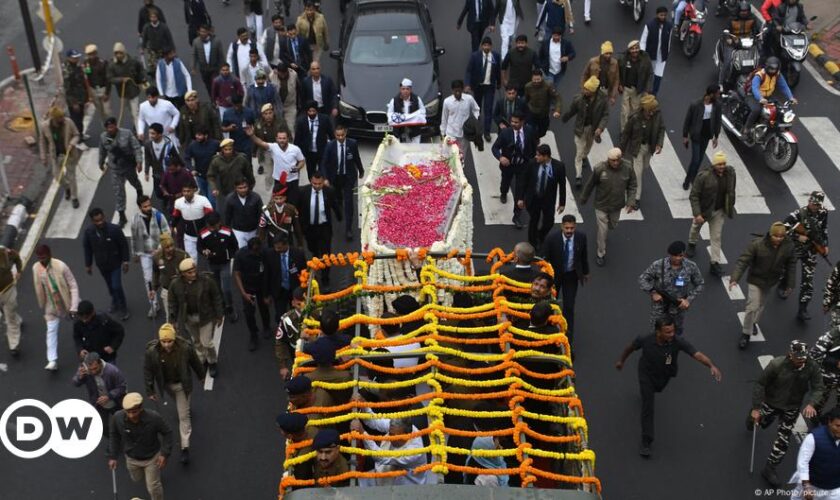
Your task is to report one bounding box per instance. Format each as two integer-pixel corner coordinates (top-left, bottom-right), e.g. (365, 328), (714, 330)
(305, 223), (333, 281)
(639, 372), (671, 445)
(164, 95), (185, 111)
(559, 271), (579, 345)
(529, 114), (549, 139)
(527, 201), (555, 249)
(467, 22), (489, 52)
(271, 287), (291, 322)
(303, 150), (322, 179)
(333, 174), (356, 233)
(243, 288), (271, 335)
(199, 70), (217, 97)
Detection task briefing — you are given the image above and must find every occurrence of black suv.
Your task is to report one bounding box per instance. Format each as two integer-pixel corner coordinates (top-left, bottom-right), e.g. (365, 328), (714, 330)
(330, 0), (444, 139)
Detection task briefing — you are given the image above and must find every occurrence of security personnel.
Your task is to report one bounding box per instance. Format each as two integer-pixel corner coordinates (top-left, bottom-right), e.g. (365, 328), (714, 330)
(275, 412), (317, 482)
(808, 328), (840, 423)
(783, 191), (829, 322)
(749, 340), (825, 487)
(275, 288), (305, 380)
(312, 428), (350, 486)
(686, 151), (736, 277)
(638, 241), (704, 335)
(0, 246), (23, 357)
(234, 237), (272, 350)
(151, 233), (189, 323)
(258, 178), (305, 248)
(198, 212), (240, 322)
(72, 300), (126, 363)
(824, 261), (840, 329)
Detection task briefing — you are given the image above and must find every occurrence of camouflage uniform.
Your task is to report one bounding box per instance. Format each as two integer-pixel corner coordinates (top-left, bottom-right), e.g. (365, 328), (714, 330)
(808, 328), (840, 415)
(639, 256), (705, 335)
(823, 262), (840, 329)
(782, 192), (829, 308)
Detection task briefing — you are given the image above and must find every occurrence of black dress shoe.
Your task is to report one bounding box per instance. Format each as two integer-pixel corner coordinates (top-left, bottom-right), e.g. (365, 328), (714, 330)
(120, 309), (131, 321)
(761, 463), (781, 487)
(208, 363), (218, 378)
(595, 255), (605, 267)
(682, 180), (690, 190)
(9, 348), (20, 358)
(227, 309), (239, 323)
(180, 448), (190, 465)
(500, 193), (507, 204)
(72, 199), (80, 209)
(575, 177), (583, 189)
(64, 188), (71, 200)
(709, 262), (724, 277)
(258, 166), (264, 175)
(639, 443), (651, 458)
(738, 334), (749, 350)
(483, 132), (491, 142)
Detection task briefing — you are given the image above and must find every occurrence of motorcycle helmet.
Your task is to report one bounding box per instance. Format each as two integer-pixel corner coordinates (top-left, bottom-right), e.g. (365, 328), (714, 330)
(765, 57), (781, 74)
(737, 1), (750, 18)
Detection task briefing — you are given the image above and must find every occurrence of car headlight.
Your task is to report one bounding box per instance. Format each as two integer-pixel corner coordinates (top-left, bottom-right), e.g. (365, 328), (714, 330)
(783, 111), (796, 123)
(425, 98), (440, 117)
(339, 100), (362, 119)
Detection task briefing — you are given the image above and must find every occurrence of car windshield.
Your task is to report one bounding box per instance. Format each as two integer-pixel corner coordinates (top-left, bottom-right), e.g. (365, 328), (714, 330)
(347, 12), (429, 65)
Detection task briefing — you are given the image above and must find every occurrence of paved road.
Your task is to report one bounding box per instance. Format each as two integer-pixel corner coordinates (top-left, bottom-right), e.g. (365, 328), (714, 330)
(1, 0), (840, 499)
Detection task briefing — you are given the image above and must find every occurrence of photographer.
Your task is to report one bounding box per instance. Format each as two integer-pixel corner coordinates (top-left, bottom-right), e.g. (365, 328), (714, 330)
(638, 241), (704, 335)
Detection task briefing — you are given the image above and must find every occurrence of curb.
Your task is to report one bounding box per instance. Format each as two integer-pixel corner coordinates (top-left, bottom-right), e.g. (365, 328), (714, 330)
(808, 43), (840, 82)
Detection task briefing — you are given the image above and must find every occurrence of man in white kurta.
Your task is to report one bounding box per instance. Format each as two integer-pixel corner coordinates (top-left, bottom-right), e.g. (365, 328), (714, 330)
(387, 78), (426, 144)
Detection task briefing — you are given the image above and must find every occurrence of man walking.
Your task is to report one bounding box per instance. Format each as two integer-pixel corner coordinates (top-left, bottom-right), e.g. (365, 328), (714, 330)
(538, 27), (576, 95)
(516, 144), (565, 249)
(198, 212), (240, 322)
(234, 238), (272, 349)
(491, 112), (537, 228)
(790, 408), (840, 500)
(177, 90), (222, 150)
(168, 258), (223, 377)
(639, 7), (673, 95)
(620, 94), (664, 209)
(580, 41), (619, 106)
(321, 124), (365, 241)
(730, 222), (797, 349)
(617, 40), (652, 132)
(40, 107), (81, 209)
(824, 262), (840, 329)
(300, 172), (341, 284)
(191, 25), (224, 96)
(224, 178), (263, 248)
(809, 328), (840, 423)
(541, 215), (589, 345)
(155, 48), (193, 110)
(0, 247), (23, 357)
(32, 245), (80, 371)
(72, 352), (126, 437)
(561, 77), (609, 189)
(580, 147), (637, 267)
(211, 63), (244, 121)
(494, 0), (522, 59)
(108, 393), (173, 500)
(296, 2), (329, 63)
(638, 241), (704, 336)
(83, 45), (112, 135)
(62, 49), (90, 138)
(144, 323), (206, 464)
(749, 340), (824, 486)
(83, 208), (131, 321)
(108, 42), (147, 128)
(493, 85), (527, 132)
(144, 122), (180, 205)
(441, 80), (481, 152)
(783, 191), (830, 322)
(523, 70), (562, 139)
(263, 233), (307, 323)
(137, 87), (181, 146)
(501, 35), (537, 96)
(249, 128), (305, 207)
(457, 0), (496, 52)
(207, 138), (254, 216)
(294, 101), (334, 177)
(151, 233), (188, 322)
(682, 84), (722, 189)
(464, 37), (501, 141)
(686, 151), (735, 277)
(72, 300), (125, 363)
(100, 117), (145, 227)
(616, 317), (721, 457)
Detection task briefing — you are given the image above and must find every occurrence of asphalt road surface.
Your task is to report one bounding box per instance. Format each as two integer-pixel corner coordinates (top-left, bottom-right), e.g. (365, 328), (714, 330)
(2, 0), (840, 499)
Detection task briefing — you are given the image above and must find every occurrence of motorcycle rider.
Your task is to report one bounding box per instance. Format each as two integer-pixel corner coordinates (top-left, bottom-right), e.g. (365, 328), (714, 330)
(740, 57), (797, 137)
(673, 0), (705, 36)
(769, 0), (809, 58)
(718, 1), (759, 89)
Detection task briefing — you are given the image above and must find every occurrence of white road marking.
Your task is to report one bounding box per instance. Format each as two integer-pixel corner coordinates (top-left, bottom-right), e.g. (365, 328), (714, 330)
(45, 150), (101, 239)
(737, 311), (765, 342)
(649, 134), (693, 218)
(699, 224), (709, 240)
(713, 135), (771, 215)
(588, 130), (643, 221)
(544, 131), (583, 223)
(0, 363), (7, 373)
(706, 245), (728, 264)
(204, 319), (225, 391)
(757, 355), (774, 369)
(470, 133), (514, 225)
(722, 276), (744, 300)
(800, 117), (840, 175)
(112, 168), (154, 237)
(780, 157), (835, 211)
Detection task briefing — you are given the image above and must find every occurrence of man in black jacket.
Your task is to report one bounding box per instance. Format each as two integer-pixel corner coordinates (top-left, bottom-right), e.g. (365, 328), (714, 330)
(224, 178), (263, 248)
(541, 214), (589, 346)
(191, 25), (224, 97)
(300, 171), (342, 285)
(295, 101), (334, 179)
(320, 124), (364, 240)
(83, 208), (132, 320)
(516, 143), (566, 249)
(492, 85), (528, 131)
(264, 233), (307, 321)
(457, 0), (496, 52)
(198, 212), (240, 322)
(681, 84), (722, 189)
(73, 300), (126, 363)
(234, 238), (272, 349)
(280, 24), (312, 78)
(301, 62), (338, 117)
(491, 112), (537, 228)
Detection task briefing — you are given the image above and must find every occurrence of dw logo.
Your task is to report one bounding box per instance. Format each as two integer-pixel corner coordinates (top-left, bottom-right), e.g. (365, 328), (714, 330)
(0, 399), (103, 459)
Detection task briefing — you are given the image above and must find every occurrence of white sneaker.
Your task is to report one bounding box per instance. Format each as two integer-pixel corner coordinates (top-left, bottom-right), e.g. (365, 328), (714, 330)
(44, 361), (58, 371)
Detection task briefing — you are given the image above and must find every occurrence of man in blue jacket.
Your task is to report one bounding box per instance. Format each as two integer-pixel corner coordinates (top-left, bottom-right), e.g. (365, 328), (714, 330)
(83, 207), (132, 320)
(465, 37), (502, 142)
(538, 27), (575, 94)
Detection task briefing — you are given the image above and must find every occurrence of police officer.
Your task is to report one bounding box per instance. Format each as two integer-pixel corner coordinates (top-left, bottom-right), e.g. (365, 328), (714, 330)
(0, 246), (23, 357)
(808, 328), (840, 425)
(151, 233), (189, 323)
(783, 191), (829, 321)
(748, 340), (825, 487)
(198, 212), (240, 323)
(638, 241), (704, 335)
(824, 261), (840, 329)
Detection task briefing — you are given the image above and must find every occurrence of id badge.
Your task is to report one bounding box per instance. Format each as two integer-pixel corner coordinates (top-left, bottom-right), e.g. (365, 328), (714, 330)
(675, 276), (685, 287)
(665, 354), (672, 365)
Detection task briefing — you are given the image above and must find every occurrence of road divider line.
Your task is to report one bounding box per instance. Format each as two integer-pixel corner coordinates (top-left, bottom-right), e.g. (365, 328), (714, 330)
(649, 134), (692, 218)
(800, 117), (840, 175)
(722, 275), (744, 300)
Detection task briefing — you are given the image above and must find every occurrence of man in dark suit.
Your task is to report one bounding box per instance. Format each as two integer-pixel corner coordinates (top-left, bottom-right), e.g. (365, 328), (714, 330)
(299, 171), (342, 285)
(538, 27), (576, 93)
(280, 24), (312, 79)
(681, 84), (722, 189)
(301, 61), (338, 117)
(492, 85), (527, 131)
(191, 25), (224, 97)
(320, 124), (364, 241)
(294, 100), (334, 179)
(516, 143), (566, 249)
(541, 214), (589, 346)
(457, 0), (496, 52)
(263, 233), (307, 321)
(465, 37), (502, 142)
(491, 111), (536, 228)
(499, 241), (541, 283)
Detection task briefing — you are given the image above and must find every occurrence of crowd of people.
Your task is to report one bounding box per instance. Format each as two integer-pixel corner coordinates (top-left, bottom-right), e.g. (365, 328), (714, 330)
(2, 0), (839, 498)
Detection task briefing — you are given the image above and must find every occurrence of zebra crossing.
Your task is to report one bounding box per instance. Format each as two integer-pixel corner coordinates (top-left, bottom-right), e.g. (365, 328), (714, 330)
(40, 116), (840, 240)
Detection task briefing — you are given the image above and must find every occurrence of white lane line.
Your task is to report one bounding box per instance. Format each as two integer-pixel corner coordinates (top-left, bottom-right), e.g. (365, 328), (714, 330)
(713, 135), (771, 214)
(780, 157), (835, 211)
(544, 131), (583, 224)
(700, 224), (709, 240)
(470, 133), (514, 225)
(588, 130), (644, 221)
(706, 245), (728, 264)
(800, 117), (840, 174)
(649, 134), (693, 218)
(45, 150), (101, 239)
(722, 276), (744, 300)
(204, 319), (225, 391)
(756, 354), (809, 443)
(757, 355), (774, 369)
(737, 312), (766, 342)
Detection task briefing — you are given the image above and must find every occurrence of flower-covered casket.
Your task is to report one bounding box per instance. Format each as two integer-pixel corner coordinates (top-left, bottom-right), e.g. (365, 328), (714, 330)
(359, 135), (473, 316)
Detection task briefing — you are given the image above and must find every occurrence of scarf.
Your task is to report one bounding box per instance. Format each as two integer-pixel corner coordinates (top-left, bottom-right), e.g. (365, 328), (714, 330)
(469, 437), (509, 486)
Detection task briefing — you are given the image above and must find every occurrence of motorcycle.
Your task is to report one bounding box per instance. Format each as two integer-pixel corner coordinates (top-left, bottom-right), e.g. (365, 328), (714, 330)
(716, 0), (738, 17)
(620, 0), (647, 23)
(720, 92), (798, 172)
(713, 29), (761, 91)
(676, 1), (706, 58)
(775, 20), (813, 89)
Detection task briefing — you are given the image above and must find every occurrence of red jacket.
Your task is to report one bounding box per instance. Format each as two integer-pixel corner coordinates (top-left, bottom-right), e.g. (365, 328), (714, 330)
(760, 0), (781, 21)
